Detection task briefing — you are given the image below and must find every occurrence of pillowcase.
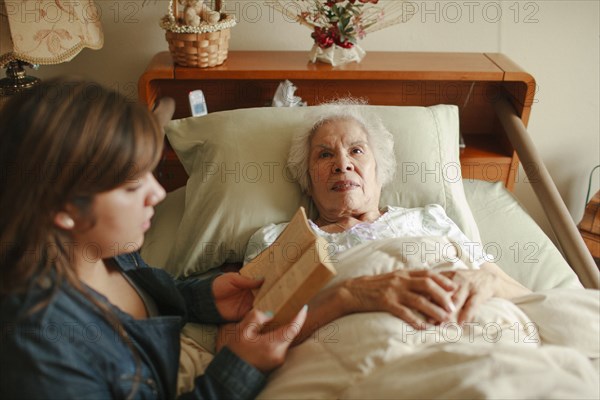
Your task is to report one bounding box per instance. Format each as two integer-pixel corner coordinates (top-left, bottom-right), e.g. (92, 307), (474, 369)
(163, 105), (481, 277)
(463, 180), (582, 291)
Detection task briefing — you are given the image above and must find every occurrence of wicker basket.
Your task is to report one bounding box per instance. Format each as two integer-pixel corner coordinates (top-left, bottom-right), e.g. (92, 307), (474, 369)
(161, 0), (236, 68)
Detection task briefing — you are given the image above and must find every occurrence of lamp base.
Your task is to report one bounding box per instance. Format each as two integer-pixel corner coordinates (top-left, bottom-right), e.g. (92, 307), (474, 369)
(0, 60), (41, 96)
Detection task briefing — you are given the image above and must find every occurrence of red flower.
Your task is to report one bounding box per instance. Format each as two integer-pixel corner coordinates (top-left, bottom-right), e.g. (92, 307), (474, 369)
(311, 27), (335, 48)
(335, 38), (354, 48)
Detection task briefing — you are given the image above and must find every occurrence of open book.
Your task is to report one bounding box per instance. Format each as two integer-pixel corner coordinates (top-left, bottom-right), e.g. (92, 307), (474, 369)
(240, 207), (337, 326)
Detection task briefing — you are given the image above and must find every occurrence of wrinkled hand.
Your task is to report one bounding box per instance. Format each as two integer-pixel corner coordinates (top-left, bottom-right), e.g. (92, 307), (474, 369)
(212, 273), (263, 321)
(217, 307), (308, 374)
(440, 269), (498, 324)
(343, 270), (457, 328)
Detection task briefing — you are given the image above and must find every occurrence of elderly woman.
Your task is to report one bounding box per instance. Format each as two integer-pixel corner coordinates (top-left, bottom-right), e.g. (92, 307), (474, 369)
(245, 100), (531, 343)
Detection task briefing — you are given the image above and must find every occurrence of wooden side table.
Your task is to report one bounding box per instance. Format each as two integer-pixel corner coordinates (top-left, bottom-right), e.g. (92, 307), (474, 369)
(579, 190), (600, 265)
(138, 51), (535, 192)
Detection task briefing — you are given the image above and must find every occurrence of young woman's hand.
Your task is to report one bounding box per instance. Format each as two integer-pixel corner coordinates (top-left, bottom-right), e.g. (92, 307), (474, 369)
(212, 273), (263, 321)
(217, 307), (308, 373)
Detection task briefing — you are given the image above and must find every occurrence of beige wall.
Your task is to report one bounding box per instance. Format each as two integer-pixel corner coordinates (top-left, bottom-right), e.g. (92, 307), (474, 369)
(31, 0), (599, 235)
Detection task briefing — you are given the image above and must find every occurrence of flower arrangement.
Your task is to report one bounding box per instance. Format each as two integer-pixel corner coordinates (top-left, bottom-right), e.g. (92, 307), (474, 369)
(270, 0), (413, 65)
(307, 0), (384, 49)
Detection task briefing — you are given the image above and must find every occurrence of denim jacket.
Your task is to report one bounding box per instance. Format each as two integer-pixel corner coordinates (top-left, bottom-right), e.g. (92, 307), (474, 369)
(0, 252), (266, 399)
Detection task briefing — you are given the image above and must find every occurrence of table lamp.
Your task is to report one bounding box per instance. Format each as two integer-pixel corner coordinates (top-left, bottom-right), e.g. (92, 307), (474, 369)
(0, 0), (103, 96)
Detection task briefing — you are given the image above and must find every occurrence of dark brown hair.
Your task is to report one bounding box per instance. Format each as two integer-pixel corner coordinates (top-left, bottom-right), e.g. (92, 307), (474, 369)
(0, 78), (163, 397)
(0, 78), (162, 295)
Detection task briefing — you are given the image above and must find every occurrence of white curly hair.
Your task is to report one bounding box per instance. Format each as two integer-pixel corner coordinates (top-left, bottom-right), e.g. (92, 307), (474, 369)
(287, 98), (397, 194)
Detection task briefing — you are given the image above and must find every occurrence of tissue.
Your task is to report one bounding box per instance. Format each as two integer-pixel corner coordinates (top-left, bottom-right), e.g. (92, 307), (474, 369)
(272, 80), (306, 107)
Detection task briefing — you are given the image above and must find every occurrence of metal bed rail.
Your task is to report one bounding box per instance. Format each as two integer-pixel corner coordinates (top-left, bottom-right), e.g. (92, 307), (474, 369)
(494, 98), (599, 289)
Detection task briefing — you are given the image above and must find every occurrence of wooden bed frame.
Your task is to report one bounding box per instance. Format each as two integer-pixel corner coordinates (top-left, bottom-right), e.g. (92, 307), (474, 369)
(139, 51), (533, 191)
(138, 50), (598, 288)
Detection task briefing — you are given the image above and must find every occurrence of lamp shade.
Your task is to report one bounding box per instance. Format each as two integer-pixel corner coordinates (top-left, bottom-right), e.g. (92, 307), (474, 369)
(0, 0), (103, 66)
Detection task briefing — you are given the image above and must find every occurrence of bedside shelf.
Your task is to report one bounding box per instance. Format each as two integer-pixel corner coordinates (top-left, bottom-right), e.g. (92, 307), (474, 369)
(139, 51), (535, 192)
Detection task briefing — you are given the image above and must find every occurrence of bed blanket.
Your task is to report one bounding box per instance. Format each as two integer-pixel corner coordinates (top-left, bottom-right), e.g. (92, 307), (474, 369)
(258, 236), (600, 399)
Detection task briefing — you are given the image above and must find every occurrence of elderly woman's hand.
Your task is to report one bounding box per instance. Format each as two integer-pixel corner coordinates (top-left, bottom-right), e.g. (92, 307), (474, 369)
(340, 270), (458, 328)
(439, 268), (497, 324)
(440, 262), (532, 324)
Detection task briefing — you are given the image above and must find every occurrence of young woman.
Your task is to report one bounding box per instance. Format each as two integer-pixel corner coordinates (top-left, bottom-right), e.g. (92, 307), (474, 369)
(0, 78), (305, 399)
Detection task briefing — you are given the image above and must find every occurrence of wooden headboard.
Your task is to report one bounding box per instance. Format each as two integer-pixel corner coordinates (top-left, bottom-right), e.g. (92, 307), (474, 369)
(138, 51), (600, 288)
(138, 51), (535, 193)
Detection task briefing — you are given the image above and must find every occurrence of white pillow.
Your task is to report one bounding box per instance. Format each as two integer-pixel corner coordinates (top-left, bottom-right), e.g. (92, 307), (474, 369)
(163, 105), (481, 277)
(463, 180), (582, 290)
